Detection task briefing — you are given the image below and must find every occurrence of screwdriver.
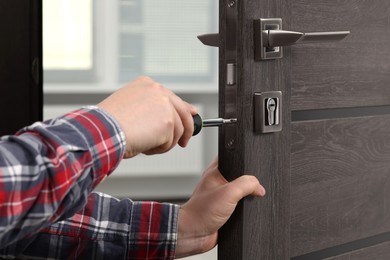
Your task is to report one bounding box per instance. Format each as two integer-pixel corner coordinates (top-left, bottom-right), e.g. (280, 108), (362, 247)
(192, 114), (237, 136)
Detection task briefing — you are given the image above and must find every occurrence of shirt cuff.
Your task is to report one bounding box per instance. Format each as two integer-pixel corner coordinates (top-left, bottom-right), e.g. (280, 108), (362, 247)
(128, 202), (179, 259)
(77, 106), (126, 175)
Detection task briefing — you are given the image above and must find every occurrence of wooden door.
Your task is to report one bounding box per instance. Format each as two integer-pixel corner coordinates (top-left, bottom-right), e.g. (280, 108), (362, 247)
(0, 0), (42, 136)
(217, 0), (390, 259)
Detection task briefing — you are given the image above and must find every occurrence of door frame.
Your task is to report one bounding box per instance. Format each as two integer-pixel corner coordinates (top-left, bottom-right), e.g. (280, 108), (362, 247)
(218, 0), (291, 259)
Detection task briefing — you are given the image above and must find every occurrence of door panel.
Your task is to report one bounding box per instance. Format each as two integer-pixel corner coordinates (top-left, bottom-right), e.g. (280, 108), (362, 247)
(291, 0), (390, 110)
(291, 115), (390, 256)
(217, 0), (390, 259)
(326, 241), (390, 260)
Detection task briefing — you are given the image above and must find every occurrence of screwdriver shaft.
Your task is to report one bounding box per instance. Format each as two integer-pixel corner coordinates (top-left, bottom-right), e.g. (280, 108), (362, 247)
(202, 118), (237, 127)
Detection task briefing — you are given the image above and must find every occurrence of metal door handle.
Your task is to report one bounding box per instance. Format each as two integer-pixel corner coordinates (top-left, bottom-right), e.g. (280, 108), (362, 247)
(197, 30), (350, 48)
(264, 30), (350, 47)
(254, 18), (350, 60)
(197, 33), (219, 47)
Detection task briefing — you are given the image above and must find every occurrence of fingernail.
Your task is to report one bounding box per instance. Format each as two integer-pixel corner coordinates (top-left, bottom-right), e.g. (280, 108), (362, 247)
(259, 186), (266, 196)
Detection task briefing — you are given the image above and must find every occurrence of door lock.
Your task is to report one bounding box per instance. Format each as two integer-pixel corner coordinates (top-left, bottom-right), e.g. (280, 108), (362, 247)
(266, 98), (280, 126)
(254, 91), (282, 133)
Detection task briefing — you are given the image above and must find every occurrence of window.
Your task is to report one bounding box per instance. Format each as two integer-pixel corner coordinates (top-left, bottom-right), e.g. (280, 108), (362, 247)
(43, 0), (94, 81)
(43, 0), (218, 90)
(43, 0), (219, 198)
(119, 0), (216, 82)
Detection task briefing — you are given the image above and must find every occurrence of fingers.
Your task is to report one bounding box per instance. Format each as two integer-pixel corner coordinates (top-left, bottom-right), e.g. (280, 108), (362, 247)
(145, 111), (177, 155)
(151, 85), (196, 149)
(98, 76), (198, 157)
(144, 80), (196, 152)
(171, 108), (185, 150)
(199, 158), (266, 202)
(167, 94), (197, 148)
(204, 157), (265, 199)
(228, 175), (266, 201)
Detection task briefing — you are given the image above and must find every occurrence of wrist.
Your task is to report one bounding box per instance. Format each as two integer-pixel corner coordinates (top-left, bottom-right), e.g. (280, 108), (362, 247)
(175, 207), (216, 258)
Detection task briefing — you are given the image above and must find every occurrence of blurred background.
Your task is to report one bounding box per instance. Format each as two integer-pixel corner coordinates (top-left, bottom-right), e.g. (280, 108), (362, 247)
(43, 0), (218, 258)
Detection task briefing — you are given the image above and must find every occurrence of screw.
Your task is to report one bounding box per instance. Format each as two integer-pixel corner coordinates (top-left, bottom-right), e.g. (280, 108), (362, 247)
(226, 139), (235, 149)
(227, 0), (236, 7)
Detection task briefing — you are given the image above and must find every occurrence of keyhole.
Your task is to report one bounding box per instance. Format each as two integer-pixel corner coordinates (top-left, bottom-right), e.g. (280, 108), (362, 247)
(266, 98), (276, 126)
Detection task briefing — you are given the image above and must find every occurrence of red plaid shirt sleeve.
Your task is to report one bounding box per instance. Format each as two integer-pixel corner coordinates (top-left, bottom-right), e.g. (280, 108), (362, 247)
(0, 106), (180, 259)
(0, 106), (125, 247)
(1, 192), (179, 259)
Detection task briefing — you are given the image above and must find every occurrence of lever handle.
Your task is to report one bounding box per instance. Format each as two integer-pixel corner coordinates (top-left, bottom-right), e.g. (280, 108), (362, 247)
(254, 18), (350, 60)
(197, 33), (220, 47)
(264, 30), (350, 47)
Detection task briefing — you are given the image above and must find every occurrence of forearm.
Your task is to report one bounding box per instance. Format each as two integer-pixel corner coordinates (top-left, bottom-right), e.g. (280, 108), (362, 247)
(0, 192), (179, 260)
(0, 107), (125, 248)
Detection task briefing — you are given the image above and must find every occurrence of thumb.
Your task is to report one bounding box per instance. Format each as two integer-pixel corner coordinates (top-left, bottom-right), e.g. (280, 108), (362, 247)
(227, 175), (266, 202)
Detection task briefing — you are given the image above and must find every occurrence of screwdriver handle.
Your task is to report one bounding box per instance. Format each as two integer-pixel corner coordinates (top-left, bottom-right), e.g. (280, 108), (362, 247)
(193, 114), (203, 136)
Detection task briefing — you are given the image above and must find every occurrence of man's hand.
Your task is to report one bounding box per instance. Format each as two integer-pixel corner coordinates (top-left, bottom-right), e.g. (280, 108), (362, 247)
(176, 158), (266, 258)
(97, 76), (197, 158)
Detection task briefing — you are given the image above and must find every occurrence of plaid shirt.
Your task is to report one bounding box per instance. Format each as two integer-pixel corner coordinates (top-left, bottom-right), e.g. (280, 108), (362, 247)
(0, 107), (178, 259)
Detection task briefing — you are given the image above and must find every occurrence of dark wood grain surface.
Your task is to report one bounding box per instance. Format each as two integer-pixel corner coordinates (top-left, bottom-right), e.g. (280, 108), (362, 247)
(291, 115), (390, 257)
(218, 0), (291, 259)
(217, 0), (390, 259)
(326, 241), (390, 260)
(290, 0), (390, 110)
